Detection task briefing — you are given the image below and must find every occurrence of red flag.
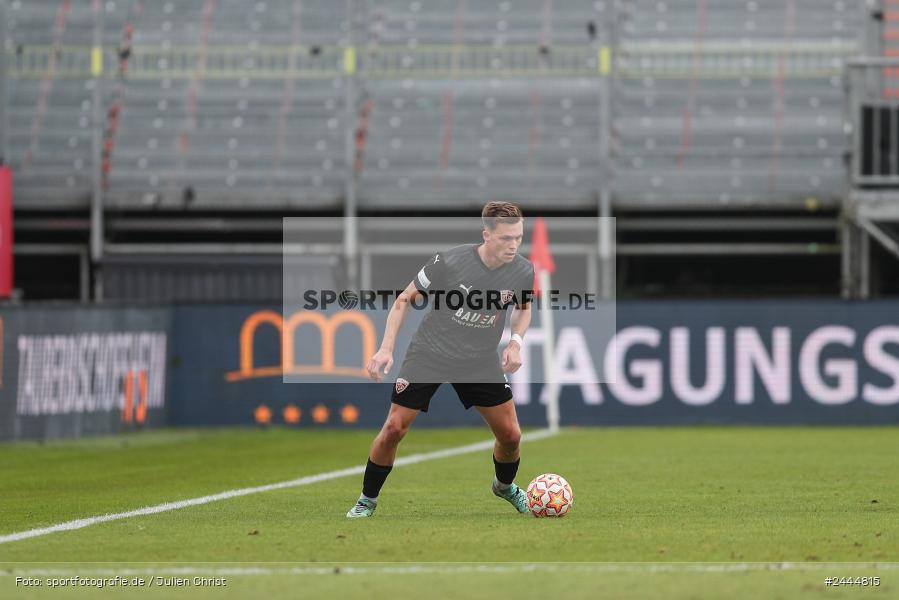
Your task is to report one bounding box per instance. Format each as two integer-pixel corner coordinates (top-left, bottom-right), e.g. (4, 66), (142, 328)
(529, 217), (555, 294)
(0, 167), (12, 298)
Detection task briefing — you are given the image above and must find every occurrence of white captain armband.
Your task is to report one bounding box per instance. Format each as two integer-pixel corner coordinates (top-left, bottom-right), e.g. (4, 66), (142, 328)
(417, 268), (431, 289)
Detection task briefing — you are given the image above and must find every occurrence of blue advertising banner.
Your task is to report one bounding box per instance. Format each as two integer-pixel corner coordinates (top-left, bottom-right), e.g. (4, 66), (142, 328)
(0, 306), (170, 441)
(3, 300), (897, 440)
(167, 301), (899, 428)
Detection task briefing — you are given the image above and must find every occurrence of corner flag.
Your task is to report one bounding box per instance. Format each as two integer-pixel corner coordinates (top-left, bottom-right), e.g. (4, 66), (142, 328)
(529, 217), (559, 432)
(529, 216), (555, 294)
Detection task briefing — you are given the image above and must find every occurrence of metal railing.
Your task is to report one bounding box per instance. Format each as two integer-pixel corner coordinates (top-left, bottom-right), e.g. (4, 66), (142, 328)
(3, 42), (857, 80)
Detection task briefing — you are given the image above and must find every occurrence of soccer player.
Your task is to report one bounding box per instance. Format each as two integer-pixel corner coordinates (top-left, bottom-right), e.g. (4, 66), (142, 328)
(346, 201), (535, 518)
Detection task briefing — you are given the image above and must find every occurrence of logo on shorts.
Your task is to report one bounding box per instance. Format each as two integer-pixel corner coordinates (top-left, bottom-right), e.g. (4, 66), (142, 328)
(500, 290), (515, 305)
(395, 378), (410, 394)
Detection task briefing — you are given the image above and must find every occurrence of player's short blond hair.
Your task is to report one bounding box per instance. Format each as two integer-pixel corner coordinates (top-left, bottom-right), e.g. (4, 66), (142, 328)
(482, 201), (523, 231)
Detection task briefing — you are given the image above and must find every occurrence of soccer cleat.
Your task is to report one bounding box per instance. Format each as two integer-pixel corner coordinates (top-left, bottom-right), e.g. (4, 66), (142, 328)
(492, 481), (529, 514)
(346, 497), (377, 518)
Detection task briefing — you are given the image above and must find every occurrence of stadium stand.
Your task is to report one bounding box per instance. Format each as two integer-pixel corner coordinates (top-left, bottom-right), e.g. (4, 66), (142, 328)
(615, 0), (859, 207)
(5, 0), (347, 209)
(5, 1), (896, 300)
(3, 0), (861, 210)
(5, 0), (121, 207)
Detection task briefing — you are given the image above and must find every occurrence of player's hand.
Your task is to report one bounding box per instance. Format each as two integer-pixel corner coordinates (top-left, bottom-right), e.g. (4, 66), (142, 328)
(367, 348), (394, 382)
(502, 341), (522, 373)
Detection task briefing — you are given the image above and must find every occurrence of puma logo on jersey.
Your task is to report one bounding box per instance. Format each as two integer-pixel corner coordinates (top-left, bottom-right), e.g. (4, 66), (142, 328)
(458, 283), (473, 295)
(434, 254), (440, 264)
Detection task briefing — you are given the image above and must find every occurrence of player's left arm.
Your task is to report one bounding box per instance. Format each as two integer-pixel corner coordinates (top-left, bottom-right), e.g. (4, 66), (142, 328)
(502, 301), (530, 373)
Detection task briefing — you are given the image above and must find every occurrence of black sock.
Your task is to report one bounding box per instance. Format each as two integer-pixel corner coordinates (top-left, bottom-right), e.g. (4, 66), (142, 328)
(493, 455), (520, 485)
(362, 458), (393, 499)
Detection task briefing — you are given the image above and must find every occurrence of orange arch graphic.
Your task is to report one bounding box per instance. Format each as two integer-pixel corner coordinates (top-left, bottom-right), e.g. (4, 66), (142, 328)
(226, 310), (376, 381)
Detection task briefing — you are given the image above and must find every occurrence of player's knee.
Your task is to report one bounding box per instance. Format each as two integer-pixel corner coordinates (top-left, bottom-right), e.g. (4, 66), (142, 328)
(381, 418), (409, 445)
(497, 425), (521, 450)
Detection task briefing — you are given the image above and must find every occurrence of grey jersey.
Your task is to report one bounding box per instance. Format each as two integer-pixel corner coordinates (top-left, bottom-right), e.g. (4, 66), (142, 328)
(409, 244), (534, 361)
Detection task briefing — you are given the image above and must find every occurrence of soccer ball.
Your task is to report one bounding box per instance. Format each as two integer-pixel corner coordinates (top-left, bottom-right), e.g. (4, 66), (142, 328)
(526, 473), (573, 517)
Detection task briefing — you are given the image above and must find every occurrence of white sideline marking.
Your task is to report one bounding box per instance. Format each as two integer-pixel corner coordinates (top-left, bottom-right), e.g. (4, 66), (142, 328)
(4, 563), (899, 577)
(0, 429), (557, 546)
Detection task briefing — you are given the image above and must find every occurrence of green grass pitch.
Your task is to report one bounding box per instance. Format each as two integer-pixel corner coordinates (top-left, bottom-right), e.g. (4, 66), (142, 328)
(0, 426), (896, 599)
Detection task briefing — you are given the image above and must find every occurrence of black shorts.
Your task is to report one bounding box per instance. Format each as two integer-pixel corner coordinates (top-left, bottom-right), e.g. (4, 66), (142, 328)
(390, 348), (513, 412)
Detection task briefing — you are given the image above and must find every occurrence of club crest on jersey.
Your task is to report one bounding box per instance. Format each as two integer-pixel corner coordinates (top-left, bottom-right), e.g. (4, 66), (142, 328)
(395, 378), (410, 394)
(500, 290), (515, 305)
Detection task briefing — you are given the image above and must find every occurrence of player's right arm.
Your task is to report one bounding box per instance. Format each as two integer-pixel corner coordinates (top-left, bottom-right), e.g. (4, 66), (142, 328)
(366, 280), (423, 382)
(368, 252), (445, 382)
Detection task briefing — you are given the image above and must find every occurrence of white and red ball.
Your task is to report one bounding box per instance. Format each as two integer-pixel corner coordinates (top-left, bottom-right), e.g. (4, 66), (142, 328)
(526, 473), (573, 517)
